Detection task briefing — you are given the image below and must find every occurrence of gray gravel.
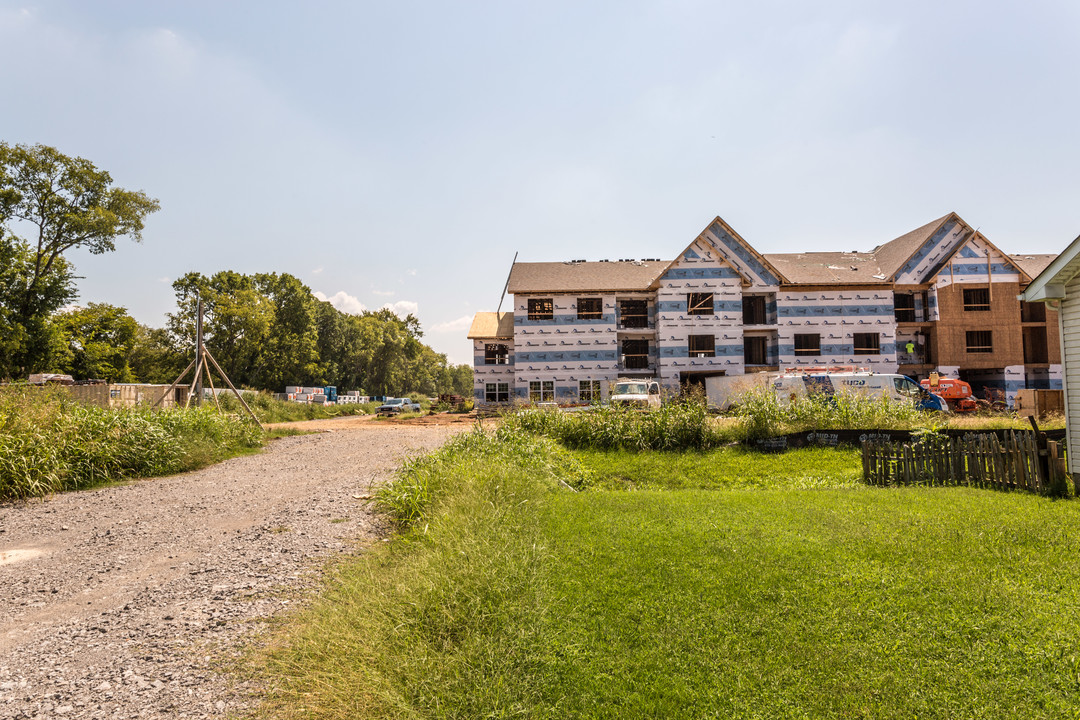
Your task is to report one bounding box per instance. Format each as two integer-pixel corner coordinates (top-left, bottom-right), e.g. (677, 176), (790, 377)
(0, 423), (465, 719)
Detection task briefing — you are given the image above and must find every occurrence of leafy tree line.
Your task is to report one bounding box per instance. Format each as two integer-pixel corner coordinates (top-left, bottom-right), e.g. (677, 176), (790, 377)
(1, 142), (472, 397)
(156, 270), (472, 395)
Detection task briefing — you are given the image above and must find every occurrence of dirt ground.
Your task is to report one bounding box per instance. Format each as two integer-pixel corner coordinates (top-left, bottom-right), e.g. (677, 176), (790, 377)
(265, 409), (482, 433)
(0, 421), (471, 719)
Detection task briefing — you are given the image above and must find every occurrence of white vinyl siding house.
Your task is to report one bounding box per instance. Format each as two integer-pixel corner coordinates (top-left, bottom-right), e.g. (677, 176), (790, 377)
(1020, 233), (1080, 481)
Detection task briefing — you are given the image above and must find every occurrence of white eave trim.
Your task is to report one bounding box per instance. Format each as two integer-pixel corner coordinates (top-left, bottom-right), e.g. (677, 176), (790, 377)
(1021, 284), (1067, 302)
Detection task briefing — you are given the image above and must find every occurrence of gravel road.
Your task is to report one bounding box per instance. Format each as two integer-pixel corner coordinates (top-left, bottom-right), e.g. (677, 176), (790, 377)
(0, 421), (467, 719)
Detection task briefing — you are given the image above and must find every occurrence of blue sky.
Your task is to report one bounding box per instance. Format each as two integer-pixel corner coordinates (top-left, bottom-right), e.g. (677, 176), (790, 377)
(3, 1), (1079, 364)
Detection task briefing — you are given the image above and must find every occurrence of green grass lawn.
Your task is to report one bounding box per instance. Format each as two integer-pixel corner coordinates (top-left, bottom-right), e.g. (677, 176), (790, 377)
(538, 487), (1080, 718)
(575, 446), (863, 490)
(258, 430), (1080, 719)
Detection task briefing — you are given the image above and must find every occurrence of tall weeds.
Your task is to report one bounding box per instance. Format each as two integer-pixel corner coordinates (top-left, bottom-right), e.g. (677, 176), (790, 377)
(500, 400), (727, 451)
(732, 387), (925, 440)
(0, 385), (263, 500)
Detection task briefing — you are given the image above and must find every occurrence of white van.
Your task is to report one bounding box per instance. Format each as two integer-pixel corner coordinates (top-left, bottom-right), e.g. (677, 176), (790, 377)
(772, 371), (948, 412)
(610, 379), (662, 410)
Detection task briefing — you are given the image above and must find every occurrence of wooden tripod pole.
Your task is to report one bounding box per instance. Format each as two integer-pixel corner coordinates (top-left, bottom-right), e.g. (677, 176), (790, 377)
(151, 358), (196, 409)
(203, 347), (262, 427)
(183, 358), (205, 409)
(194, 292), (204, 407)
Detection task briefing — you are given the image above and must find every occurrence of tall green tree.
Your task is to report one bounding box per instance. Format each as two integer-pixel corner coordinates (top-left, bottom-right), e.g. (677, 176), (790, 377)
(252, 273), (322, 389)
(0, 233), (76, 378)
(0, 143), (159, 378)
(51, 303), (139, 382)
(167, 271), (273, 386)
(128, 324), (186, 384)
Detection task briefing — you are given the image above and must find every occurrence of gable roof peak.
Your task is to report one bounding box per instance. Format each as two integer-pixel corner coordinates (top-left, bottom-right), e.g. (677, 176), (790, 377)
(661, 215), (788, 285)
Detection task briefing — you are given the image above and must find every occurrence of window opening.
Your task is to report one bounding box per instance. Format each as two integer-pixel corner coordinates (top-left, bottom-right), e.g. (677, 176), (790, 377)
(744, 336), (767, 365)
(688, 334), (715, 358)
(485, 382), (509, 402)
(894, 293), (916, 323)
(1020, 301), (1046, 323)
(853, 333), (880, 355)
(579, 380), (602, 403)
(622, 339), (650, 369)
(577, 297), (603, 320)
(963, 288), (990, 312)
(484, 343), (508, 365)
(794, 333), (821, 356)
(966, 330), (993, 353)
(742, 296), (766, 325)
(619, 299), (649, 328)
(687, 292), (715, 316)
(1023, 327), (1048, 363)
(528, 298), (553, 320)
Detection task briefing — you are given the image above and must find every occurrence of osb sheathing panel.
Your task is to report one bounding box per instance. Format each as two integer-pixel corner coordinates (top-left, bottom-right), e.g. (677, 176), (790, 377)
(934, 282), (1031, 368)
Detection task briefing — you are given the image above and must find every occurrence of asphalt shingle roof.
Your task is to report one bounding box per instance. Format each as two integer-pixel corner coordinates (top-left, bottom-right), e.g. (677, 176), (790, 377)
(762, 251), (889, 284)
(507, 260), (668, 293)
(870, 214), (953, 279)
(1010, 254), (1057, 281)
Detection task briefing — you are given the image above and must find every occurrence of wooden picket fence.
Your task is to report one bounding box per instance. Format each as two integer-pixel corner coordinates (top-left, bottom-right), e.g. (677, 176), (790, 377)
(862, 430), (1070, 496)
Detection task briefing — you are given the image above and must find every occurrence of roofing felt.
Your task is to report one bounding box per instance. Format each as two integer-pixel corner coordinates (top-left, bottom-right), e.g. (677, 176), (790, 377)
(1010, 254), (1058, 281)
(467, 311), (514, 339)
(507, 260), (669, 293)
(869, 214), (955, 279)
(762, 251), (890, 284)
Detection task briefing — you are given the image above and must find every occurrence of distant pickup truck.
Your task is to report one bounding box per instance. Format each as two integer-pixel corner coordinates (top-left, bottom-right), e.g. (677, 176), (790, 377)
(377, 397), (421, 414)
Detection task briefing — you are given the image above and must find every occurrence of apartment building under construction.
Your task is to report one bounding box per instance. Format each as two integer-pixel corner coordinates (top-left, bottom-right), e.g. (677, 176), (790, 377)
(468, 213), (1059, 406)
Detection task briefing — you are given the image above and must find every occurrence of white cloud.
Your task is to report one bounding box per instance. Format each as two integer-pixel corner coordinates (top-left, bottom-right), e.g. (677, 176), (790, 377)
(406, 269), (417, 276)
(430, 315), (473, 334)
(381, 300), (418, 317)
(314, 290), (367, 315)
(371, 289), (395, 297)
(158, 276), (171, 284)
(311, 266), (324, 275)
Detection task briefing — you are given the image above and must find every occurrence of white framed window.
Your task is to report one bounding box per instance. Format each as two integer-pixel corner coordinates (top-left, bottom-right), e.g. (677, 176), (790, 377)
(485, 382), (509, 402)
(529, 380), (554, 402)
(579, 380), (602, 403)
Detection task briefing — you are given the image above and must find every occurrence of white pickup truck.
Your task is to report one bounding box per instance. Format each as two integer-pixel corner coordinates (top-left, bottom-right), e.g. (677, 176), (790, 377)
(377, 397), (421, 414)
(610, 379), (662, 410)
